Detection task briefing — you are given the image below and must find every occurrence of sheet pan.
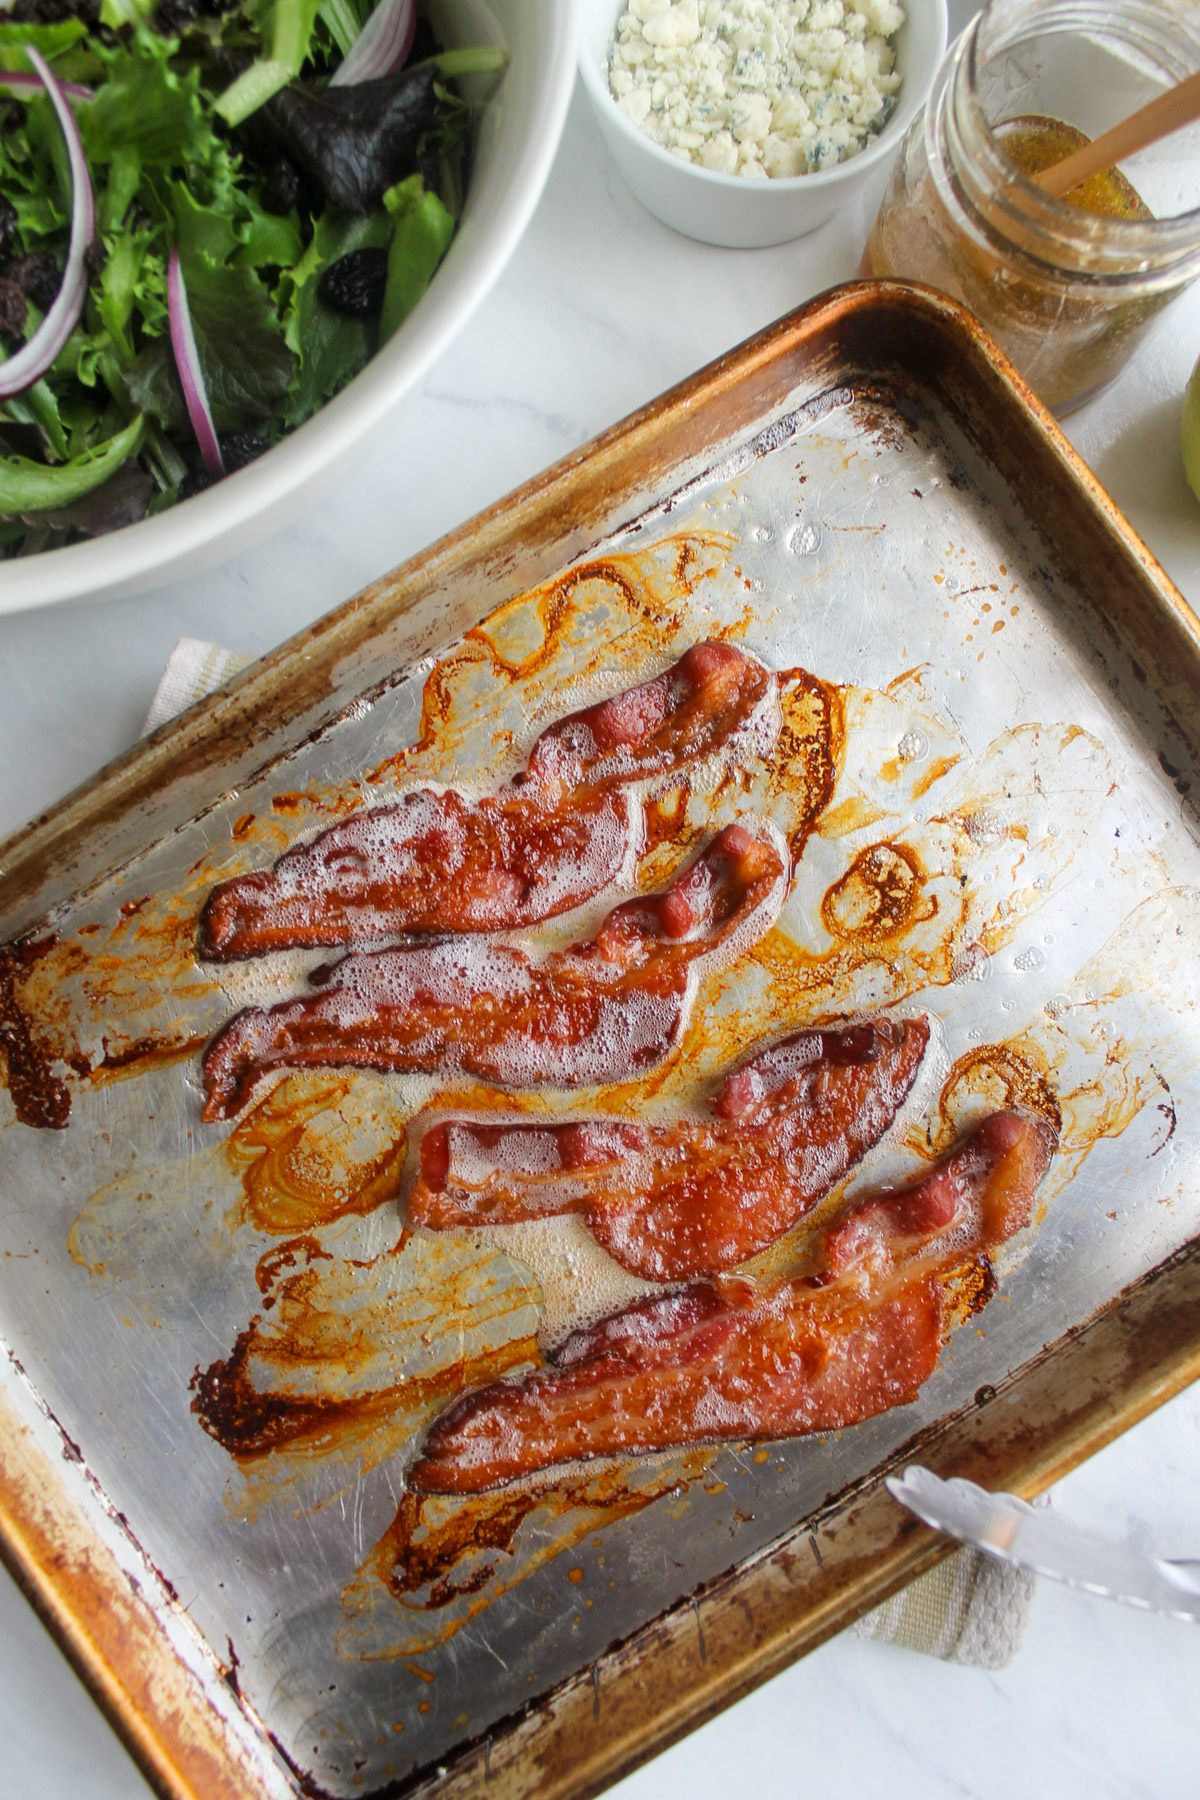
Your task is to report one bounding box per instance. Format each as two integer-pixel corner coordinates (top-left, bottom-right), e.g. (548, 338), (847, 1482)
(3, 282), (1200, 1799)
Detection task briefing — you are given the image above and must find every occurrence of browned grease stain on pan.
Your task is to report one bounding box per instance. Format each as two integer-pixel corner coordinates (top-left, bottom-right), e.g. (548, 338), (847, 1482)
(224, 1073), (407, 1235)
(470, 536), (732, 679)
(339, 1449), (720, 1659)
(753, 836), (970, 1025)
(366, 534), (734, 788)
(765, 669), (843, 860)
(0, 937), (71, 1128)
(192, 1325), (533, 1466)
(1, 888), (223, 1120)
(821, 842), (936, 945)
(934, 1044), (1063, 1148)
(190, 1234), (541, 1502)
(641, 786), (693, 858)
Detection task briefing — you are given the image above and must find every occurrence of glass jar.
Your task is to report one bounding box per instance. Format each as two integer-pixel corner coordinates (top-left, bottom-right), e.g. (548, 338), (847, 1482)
(863, 0), (1200, 413)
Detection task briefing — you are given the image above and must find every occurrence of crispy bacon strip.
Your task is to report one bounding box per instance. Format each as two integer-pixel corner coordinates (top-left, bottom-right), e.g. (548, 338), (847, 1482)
(409, 1111), (1056, 1493)
(523, 640), (778, 792)
(411, 1015), (930, 1279)
(201, 823), (788, 1123)
(198, 642), (779, 960)
(199, 790), (635, 960)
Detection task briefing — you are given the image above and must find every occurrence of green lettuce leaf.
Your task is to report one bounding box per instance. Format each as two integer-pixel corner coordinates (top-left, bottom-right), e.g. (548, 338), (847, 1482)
(171, 182), (242, 267)
(380, 176), (454, 339)
(0, 22), (88, 57)
(2, 376), (71, 462)
(278, 206), (390, 426)
(128, 261), (295, 433)
(81, 35), (209, 166)
(234, 207), (304, 271)
(188, 259), (296, 426)
(0, 413), (144, 513)
(95, 227), (159, 361)
(101, 144), (142, 235)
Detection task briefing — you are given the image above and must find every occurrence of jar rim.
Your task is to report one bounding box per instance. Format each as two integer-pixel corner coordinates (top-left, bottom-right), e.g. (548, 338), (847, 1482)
(953, 0), (1200, 266)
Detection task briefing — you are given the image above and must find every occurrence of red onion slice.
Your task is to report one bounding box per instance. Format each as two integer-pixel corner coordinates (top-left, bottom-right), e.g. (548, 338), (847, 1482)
(0, 48), (94, 401)
(329, 0), (415, 86)
(167, 245), (224, 479)
(0, 68), (93, 101)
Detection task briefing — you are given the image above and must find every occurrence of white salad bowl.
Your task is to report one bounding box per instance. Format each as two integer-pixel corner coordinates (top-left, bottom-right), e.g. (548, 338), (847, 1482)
(0, 0), (579, 617)
(579, 0), (947, 249)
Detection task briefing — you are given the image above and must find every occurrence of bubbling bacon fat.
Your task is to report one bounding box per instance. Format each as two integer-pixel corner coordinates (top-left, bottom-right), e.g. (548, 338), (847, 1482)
(201, 822), (788, 1122)
(411, 1015), (930, 1280)
(408, 1111), (1057, 1494)
(198, 642), (780, 961)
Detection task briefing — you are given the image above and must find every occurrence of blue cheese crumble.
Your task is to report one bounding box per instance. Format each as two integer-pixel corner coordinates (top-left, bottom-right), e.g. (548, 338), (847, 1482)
(609, 0), (906, 179)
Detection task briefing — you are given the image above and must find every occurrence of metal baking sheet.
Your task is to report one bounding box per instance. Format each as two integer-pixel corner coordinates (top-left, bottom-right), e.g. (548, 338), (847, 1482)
(3, 284), (1200, 1800)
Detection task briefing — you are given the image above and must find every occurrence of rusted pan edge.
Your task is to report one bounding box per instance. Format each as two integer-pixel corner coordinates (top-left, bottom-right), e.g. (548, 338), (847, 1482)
(421, 1236), (1200, 1800)
(5, 280), (1199, 936)
(0, 1375), (282, 1800)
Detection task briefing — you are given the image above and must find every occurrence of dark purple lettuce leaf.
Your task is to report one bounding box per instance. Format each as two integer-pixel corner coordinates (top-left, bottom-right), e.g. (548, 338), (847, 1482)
(251, 63), (441, 213)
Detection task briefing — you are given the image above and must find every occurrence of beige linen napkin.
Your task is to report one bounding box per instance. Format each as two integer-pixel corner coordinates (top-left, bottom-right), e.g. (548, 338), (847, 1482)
(146, 637), (1043, 1669)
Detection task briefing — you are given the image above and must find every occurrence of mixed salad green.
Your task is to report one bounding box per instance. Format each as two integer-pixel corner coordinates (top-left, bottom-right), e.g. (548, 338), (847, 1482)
(0, 0), (503, 556)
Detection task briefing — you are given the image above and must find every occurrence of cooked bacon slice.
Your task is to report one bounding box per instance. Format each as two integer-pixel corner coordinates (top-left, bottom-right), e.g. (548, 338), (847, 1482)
(523, 640), (779, 792)
(199, 790), (634, 961)
(201, 823), (788, 1123)
(198, 642), (779, 961)
(411, 1015), (930, 1279)
(409, 1111), (1056, 1493)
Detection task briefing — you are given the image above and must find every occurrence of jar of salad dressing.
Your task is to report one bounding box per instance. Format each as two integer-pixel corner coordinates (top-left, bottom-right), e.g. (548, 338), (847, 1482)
(863, 0), (1200, 413)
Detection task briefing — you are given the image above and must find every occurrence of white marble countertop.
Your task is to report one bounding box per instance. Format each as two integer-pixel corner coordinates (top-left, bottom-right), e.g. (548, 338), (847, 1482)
(3, 3), (1200, 1792)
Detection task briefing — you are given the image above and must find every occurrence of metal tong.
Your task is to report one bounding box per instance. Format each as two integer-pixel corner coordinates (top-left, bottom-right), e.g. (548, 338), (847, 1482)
(888, 1465), (1200, 1623)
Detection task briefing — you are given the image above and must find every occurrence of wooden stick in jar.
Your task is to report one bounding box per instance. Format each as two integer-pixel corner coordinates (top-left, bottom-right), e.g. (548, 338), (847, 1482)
(1032, 68), (1200, 200)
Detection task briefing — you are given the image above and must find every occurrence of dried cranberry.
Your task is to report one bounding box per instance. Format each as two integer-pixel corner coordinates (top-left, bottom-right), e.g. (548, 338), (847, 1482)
(153, 0), (196, 32)
(259, 156), (300, 216)
(0, 277), (27, 348)
(0, 196), (16, 263)
(10, 251), (60, 312)
(9, 0), (100, 26)
(318, 247), (389, 318)
(200, 0), (242, 15)
(222, 432), (270, 472)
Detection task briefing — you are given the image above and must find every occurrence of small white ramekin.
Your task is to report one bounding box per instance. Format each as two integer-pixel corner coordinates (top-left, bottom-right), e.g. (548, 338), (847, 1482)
(579, 0), (947, 248)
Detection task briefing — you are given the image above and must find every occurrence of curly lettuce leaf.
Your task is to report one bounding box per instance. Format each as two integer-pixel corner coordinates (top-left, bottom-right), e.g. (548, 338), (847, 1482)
(81, 34), (210, 167)
(95, 227), (163, 360)
(0, 22), (88, 58)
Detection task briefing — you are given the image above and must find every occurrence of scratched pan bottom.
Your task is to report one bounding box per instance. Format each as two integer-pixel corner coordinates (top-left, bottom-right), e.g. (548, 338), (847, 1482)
(2, 286), (1200, 1799)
